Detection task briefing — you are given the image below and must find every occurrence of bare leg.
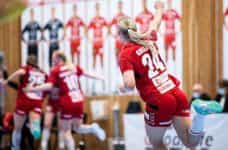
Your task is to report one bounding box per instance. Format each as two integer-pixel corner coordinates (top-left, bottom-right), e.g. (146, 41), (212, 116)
(165, 49), (168, 62)
(100, 51), (104, 68)
(145, 124), (168, 150)
(12, 113), (26, 150)
(57, 113), (65, 149)
(59, 119), (75, 150)
(173, 116), (202, 148)
(172, 47), (176, 61)
(93, 51), (97, 69)
(77, 53), (80, 65)
(41, 109), (54, 150)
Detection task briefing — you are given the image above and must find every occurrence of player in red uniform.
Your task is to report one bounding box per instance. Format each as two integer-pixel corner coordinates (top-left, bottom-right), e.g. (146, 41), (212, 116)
(41, 64), (105, 150)
(109, 1), (126, 59)
(41, 87), (65, 150)
(117, 6), (222, 149)
(135, 0), (154, 35)
(4, 55), (47, 150)
(88, 3), (108, 69)
(25, 51), (106, 150)
(224, 8), (228, 30)
(162, 0), (181, 62)
(65, 4), (86, 65)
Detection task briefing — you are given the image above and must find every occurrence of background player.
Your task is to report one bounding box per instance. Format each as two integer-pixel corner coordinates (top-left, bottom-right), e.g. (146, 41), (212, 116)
(41, 86), (64, 150)
(41, 63), (105, 150)
(65, 4), (86, 65)
(135, 0), (154, 35)
(43, 7), (64, 67)
(224, 7), (228, 30)
(109, 0), (126, 61)
(4, 55), (47, 150)
(88, 3), (108, 69)
(22, 8), (42, 58)
(117, 7), (222, 149)
(25, 51), (106, 150)
(162, 0), (181, 62)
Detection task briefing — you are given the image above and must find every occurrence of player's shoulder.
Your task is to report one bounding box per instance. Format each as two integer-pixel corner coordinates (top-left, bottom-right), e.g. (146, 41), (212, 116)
(119, 42), (141, 58)
(50, 65), (61, 73)
(20, 65), (29, 72)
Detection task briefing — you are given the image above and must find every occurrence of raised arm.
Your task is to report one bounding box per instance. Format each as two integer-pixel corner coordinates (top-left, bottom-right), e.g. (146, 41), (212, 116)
(141, 6), (163, 37)
(82, 71), (104, 80)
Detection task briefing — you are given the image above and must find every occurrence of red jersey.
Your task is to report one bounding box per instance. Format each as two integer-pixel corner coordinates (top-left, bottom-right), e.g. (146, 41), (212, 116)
(48, 64), (84, 103)
(18, 65), (47, 100)
(88, 16), (107, 38)
(162, 9), (181, 35)
(135, 10), (154, 33)
(66, 16), (85, 40)
(119, 42), (180, 103)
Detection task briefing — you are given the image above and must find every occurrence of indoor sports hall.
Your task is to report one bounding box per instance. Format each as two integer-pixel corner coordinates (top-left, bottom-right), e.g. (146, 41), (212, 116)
(0, 0), (228, 150)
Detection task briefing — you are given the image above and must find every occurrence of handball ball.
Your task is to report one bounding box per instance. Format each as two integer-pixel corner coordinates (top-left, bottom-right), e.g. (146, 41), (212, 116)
(0, 0), (27, 22)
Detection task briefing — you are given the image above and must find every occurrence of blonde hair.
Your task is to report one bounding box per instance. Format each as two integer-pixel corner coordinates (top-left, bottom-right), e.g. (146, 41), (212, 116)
(54, 51), (75, 71)
(117, 16), (158, 55)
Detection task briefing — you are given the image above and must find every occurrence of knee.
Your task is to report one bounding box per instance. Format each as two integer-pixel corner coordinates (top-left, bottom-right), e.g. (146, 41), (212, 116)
(13, 126), (22, 132)
(150, 139), (167, 149)
(13, 124), (23, 131)
(182, 136), (201, 148)
(44, 122), (52, 129)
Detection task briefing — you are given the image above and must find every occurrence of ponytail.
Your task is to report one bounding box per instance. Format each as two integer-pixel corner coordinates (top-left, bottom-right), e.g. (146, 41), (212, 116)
(117, 16), (158, 56)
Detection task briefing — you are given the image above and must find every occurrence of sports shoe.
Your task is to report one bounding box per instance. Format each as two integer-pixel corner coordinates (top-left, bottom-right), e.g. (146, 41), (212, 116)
(91, 123), (106, 141)
(192, 99), (222, 115)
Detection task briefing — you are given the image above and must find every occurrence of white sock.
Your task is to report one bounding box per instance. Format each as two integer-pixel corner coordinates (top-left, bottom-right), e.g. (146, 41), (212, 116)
(74, 125), (94, 134)
(58, 130), (65, 149)
(190, 113), (205, 135)
(64, 137), (75, 150)
(12, 130), (21, 150)
(41, 128), (50, 150)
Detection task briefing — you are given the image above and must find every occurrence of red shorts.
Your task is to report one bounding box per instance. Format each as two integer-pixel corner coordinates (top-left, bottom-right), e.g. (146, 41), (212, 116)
(59, 97), (84, 120)
(15, 95), (43, 116)
(164, 34), (176, 51)
(93, 39), (103, 50)
(47, 100), (60, 113)
(144, 88), (190, 127)
(70, 39), (81, 54)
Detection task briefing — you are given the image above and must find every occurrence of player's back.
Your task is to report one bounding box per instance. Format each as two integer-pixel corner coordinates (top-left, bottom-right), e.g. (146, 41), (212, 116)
(18, 65), (47, 100)
(119, 43), (178, 103)
(50, 64), (83, 102)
